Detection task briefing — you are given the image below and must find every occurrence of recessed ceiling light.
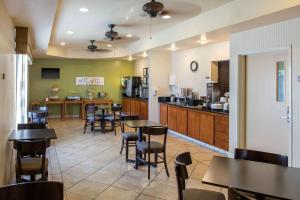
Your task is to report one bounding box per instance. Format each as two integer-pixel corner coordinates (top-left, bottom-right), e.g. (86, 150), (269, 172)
(60, 42), (66, 46)
(126, 34), (133, 38)
(79, 7), (89, 13)
(142, 51), (148, 58)
(67, 30), (74, 34)
(162, 15), (171, 19)
(128, 55), (133, 61)
(107, 44), (112, 47)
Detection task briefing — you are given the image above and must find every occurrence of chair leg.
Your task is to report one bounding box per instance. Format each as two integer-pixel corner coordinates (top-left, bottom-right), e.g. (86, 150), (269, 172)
(125, 140), (129, 161)
(114, 127), (117, 136)
(120, 138), (124, 154)
(135, 146), (138, 169)
(154, 153), (158, 168)
(83, 121), (87, 134)
(148, 152), (151, 179)
(163, 152), (169, 177)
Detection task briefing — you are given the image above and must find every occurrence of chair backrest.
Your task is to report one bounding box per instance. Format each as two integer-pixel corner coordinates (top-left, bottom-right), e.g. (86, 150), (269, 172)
(174, 152), (193, 200)
(85, 105), (97, 115)
(32, 106), (48, 112)
(0, 181), (64, 200)
(16, 140), (47, 174)
(111, 105), (122, 119)
(144, 126), (168, 151)
(234, 148), (288, 167)
(17, 123), (46, 130)
(228, 187), (254, 200)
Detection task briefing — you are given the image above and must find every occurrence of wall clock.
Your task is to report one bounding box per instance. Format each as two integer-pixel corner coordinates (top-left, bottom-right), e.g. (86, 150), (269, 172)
(190, 61), (198, 72)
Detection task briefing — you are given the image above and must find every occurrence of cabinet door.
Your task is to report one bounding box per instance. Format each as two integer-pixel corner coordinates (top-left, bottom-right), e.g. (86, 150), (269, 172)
(177, 108), (187, 135)
(214, 115), (229, 150)
(167, 106), (177, 131)
(122, 98), (128, 114)
(140, 101), (148, 120)
(160, 104), (168, 125)
(199, 112), (215, 145)
(188, 110), (200, 139)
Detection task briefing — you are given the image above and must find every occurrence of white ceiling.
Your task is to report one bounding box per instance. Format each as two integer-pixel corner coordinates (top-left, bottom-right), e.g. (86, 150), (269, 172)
(50, 0), (233, 49)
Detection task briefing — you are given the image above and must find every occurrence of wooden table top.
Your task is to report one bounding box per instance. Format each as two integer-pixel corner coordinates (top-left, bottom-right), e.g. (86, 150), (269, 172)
(202, 156), (300, 199)
(8, 128), (57, 141)
(122, 120), (162, 128)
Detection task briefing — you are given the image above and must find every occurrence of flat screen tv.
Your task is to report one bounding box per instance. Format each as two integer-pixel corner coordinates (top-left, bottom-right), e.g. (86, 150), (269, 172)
(41, 68), (60, 79)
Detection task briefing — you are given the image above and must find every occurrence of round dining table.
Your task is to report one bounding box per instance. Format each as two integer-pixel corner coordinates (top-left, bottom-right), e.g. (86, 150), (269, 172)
(96, 105), (112, 133)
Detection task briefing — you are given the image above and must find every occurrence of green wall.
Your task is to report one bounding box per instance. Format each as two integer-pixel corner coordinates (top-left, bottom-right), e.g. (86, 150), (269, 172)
(29, 58), (135, 116)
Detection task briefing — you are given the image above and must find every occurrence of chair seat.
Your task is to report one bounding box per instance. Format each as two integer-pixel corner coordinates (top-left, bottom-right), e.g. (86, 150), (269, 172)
(122, 132), (146, 141)
(183, 189), (225, 200)
(17, 157), (48, 172)
(137, 141), (164, 153)
(87, 116), (100, 122)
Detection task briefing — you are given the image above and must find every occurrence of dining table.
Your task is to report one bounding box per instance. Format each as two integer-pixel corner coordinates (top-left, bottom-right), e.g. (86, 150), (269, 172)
(121, 120), (163, 168)
(202, 156), (300, 200)
(96, 105), (112, 133)
(8, 128), (57, 141)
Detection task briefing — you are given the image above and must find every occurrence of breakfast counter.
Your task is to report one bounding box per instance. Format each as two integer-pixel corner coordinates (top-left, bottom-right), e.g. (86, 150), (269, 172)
(160, 102), (229, 151)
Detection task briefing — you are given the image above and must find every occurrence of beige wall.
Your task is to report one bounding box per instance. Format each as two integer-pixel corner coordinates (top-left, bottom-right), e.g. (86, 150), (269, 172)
(171, 41), (229, 96)
(148, 51), (171, 122)
(0, 0), (16, 185)
(230, 17), (300, 167)
(135, 58), (148, 77)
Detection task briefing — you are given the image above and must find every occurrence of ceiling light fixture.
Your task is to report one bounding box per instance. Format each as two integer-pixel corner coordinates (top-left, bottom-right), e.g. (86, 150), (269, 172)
(67, 30), (74, 34)
(60, 42), (66, 46)
(197, 33), (208, 44)
(107, 44), (112, 47)
(142, 51), (148, 58)
(170, 43), (178, 51)
(162, 15), (171, 19)
(126, 34), (133, 38)
(128, 55), (133, 61)
(79, 7), (89, 13)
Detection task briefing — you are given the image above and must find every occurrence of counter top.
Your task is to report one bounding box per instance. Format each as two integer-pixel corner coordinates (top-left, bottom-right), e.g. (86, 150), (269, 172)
(162, 102), (229, 116)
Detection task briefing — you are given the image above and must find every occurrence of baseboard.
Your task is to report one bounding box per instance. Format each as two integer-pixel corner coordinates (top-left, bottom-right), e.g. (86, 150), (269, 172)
(168, 129), (229, 157)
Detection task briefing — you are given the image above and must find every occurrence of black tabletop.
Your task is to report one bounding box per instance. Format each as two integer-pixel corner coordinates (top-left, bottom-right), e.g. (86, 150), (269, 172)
(8, 128), (57, 141)
(121, 120), (162, 128)
(202, 156), (300, 200)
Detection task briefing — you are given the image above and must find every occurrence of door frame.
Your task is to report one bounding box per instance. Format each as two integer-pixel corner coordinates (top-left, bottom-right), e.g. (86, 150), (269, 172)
(237, 45), (293, 165)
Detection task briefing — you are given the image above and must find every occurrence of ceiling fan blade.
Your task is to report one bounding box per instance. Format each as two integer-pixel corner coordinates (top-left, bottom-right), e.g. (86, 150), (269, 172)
(94, 49), (112, 52)
(159, 10), (169, 15)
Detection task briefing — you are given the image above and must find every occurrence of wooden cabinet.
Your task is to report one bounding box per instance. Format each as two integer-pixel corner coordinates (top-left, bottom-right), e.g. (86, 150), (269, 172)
(167, 105), (187, 135)
(160, 103), (168, 126)
(140, 101), (148, 120)
(167, 106), (177, 131)
(177, 108), (187, 135)
(199, 112), (215, 145)
(214, 115), (229, 150)
(122, 98), (131, 114)
(122, 97), (148, 119)
(188, 110), (200, 140)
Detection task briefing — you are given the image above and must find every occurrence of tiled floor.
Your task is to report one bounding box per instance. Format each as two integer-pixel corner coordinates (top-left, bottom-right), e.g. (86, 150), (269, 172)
(44, 119), (227, 200)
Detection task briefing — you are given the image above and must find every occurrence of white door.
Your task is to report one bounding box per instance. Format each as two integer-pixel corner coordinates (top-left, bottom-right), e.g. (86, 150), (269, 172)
(246, 51), (291, 158)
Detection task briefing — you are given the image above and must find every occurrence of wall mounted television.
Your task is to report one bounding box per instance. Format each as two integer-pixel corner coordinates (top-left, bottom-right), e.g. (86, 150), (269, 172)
(41, 68), (60, 79)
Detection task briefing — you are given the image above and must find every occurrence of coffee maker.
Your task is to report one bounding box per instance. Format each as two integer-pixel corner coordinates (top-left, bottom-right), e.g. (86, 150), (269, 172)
(122, 76), (142, 97)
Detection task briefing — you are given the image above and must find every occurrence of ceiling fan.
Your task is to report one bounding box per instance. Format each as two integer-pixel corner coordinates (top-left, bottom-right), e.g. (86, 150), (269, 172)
(143, 0), (165, 18)
(105, 24), (122, 41)
(87, 40), (111, 52)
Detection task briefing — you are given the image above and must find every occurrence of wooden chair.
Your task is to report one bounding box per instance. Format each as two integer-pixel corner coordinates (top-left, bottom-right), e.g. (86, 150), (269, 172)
(234, 148), (288, 167)
(83, 104), (100, 135)
(175, 152), (225, 200)
(104, 104), (122, 135)
(119, 115), (146, 162)
(30, 106), (48, 124)
(228, 187), (256, 200)
(0, 181), (63, 200)
(15, 139), (48, 183)
(136, 126), (169, 179)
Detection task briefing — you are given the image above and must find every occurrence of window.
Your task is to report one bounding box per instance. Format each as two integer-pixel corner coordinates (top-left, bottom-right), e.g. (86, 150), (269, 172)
(276, 61), (285, 102)
(15, 54), (28, 123)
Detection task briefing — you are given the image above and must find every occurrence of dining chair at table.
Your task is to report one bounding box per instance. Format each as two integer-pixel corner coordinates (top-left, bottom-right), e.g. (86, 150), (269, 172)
(83, 104), (100, 135)
(15, 139), (49, 183)
(104, 104), (122, 135)
(120, 115), (146, 162)
(136, 126), (169, 179)
(228, 187), (256, 200)
(0, 181), (63, 200)
(175, 152), (225, 200)
(234, 148), (288, 167)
